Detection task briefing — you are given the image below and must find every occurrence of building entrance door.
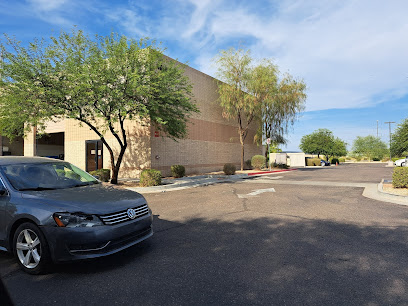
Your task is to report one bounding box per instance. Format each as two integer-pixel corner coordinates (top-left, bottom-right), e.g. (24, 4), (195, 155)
(86, 140), (103, 172)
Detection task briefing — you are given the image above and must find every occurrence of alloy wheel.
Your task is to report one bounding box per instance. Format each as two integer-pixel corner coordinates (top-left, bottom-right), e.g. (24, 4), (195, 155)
(16, 229), (42, 269)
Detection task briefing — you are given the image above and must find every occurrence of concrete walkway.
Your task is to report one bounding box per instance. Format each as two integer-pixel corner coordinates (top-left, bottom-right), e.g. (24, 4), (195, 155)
(125, 173), (250, 193)
(124, 169), (297, 194)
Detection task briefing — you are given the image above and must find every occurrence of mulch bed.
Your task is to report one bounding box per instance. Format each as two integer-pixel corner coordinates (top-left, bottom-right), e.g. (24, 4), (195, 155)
(382, 183), (408, 196)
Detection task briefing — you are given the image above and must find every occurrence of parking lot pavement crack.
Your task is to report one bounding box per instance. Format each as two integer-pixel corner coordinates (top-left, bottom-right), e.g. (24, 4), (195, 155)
(230, 186), (249, 211)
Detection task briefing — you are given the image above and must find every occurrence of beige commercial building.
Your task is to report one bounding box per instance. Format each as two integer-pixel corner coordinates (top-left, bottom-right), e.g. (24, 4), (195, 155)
(14, 64), (261, 178)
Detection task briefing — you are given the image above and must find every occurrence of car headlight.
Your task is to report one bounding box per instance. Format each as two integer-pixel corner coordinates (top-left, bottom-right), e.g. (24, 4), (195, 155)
(53, 212), (103, 228)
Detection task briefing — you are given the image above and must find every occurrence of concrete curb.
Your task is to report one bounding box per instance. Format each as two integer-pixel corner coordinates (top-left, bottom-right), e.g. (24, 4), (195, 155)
(374, 179), (408, 206)
(125, 176), (244, 194)
(125, 170), (295, 194)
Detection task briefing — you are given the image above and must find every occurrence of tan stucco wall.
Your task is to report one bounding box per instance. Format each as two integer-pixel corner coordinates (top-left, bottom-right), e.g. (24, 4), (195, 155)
(64, 119), (151, 178)
(151, 65), (262, 176)
(43, 118), (65, 134)
(2, 137), (24, 156)
(24, 127), (37, 156)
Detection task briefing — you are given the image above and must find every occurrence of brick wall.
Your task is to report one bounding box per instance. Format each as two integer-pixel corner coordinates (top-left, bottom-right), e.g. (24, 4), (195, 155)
(64, 119), (151, 179)
(151, 65), (262, 176)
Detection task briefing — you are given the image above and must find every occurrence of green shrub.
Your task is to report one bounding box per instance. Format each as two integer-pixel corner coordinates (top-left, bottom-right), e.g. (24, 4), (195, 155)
(140, 169), (162, 187)
(244, 159), (252, 170)
(339, 158), (345, 163)
(331, 158), (339, 164)
(392, 157), (402, 162)
(171, 165), (185, 178)
(89, 169), (111, 182)
(356, 157), (361, 161)
(251, 155), (266, 170)
(223, 163), (236, 175)
(382, 157), (390, 162)
(392, 167), (408, 188)
(306, 158), (321, 166)
(273, 162), (289, 169)
(345, 157), (352, 160)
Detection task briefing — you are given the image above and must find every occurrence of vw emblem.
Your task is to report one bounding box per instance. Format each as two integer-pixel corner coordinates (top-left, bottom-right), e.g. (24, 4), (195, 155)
(127, 208), (136, 219)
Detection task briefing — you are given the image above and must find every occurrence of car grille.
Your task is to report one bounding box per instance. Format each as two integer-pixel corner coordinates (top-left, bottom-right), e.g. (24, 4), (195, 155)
(99, 204), (149, 225)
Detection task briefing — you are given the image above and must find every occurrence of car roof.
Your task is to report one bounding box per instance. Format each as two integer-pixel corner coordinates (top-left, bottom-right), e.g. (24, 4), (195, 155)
(0, 156), (65, 166)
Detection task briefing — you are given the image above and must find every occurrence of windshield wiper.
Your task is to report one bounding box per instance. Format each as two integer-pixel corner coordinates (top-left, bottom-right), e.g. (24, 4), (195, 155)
(19, 187), (58, 191)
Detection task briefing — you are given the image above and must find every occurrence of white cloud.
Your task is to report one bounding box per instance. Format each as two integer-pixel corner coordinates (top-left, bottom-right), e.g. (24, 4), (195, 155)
(104, 8), (147, 38)
(182, 0), (215, 39)
(27, 0), (67, 12)
(17, 0), (408, 113)
(24, 0), (73, 26)
(171, 0), (408, 112)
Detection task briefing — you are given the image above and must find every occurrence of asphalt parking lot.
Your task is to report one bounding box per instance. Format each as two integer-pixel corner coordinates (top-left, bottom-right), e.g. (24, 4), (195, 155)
(1, 163), (408, 305)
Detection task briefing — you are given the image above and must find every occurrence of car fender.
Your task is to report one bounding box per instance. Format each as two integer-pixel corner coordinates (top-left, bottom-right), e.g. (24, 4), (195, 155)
(5, 213), (43, 252)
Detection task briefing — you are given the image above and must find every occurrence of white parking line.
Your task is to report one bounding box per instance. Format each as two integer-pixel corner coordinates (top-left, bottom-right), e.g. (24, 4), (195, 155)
(237, 188), (276, 198)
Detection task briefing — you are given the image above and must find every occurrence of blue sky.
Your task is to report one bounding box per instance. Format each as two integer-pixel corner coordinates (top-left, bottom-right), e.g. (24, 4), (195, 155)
(1, 0), (407, 151)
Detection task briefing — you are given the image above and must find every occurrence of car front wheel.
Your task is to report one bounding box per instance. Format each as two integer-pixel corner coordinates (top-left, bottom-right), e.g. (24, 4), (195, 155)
(13, 222), (51, 274)
(402, 162), (406, 167)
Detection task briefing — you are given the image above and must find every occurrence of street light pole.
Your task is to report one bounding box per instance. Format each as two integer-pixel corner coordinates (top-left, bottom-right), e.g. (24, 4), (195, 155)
(385, 121), (395, 162)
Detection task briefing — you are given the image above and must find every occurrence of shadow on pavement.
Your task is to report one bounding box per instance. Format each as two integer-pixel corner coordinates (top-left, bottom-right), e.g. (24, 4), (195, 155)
(2, 214), (408, 305)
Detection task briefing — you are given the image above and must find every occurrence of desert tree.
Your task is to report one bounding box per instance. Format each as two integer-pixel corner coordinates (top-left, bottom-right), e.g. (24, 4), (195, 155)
(0, 29), (199, 183)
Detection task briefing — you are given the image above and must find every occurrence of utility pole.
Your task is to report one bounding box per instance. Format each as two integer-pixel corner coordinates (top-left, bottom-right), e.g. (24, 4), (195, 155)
(385, 121), (395, 162)
(377, 120), (379, 138)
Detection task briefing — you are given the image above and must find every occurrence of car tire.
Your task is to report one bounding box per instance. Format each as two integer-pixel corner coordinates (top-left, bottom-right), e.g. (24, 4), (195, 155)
(13, 222), (51, 275)
(402, 162), (406, 167)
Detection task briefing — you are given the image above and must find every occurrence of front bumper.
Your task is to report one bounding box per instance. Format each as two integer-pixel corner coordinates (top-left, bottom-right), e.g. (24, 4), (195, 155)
(41, 213), (153, 262)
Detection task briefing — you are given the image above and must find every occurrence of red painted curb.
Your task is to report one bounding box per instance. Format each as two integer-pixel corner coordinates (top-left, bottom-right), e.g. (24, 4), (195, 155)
(248, 169), (298, 176)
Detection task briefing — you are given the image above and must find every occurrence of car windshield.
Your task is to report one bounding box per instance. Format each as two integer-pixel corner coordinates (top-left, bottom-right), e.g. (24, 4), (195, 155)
(1, 162), (99, 191)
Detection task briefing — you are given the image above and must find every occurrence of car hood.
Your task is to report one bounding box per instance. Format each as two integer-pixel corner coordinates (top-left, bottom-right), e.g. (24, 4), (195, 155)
(19, 184), (147, 215)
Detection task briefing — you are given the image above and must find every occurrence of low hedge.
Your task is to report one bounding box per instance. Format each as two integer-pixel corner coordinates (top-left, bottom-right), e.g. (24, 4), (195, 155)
(140, 169), (162, 187)
(223, 163), (236, 175)
(244, 159), (252, 170)
(251, 155), (266, 170)
(273, 162), (289, 169)
(89, 169), (111, 182)
(171, 165), (185, 178)
(330, 158), (339, 165)
(392, 167), (408, 188)
(306, 158), (321, 166)
(339, 157), (345, 163)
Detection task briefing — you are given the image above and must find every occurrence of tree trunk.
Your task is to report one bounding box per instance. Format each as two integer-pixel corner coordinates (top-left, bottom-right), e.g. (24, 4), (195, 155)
(265, 143), (269, 169)
(110, 144), (127, 184)
(241, 142), (244, 171)
(238, 130), (245, 171)
(111, 167), (119, 184)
